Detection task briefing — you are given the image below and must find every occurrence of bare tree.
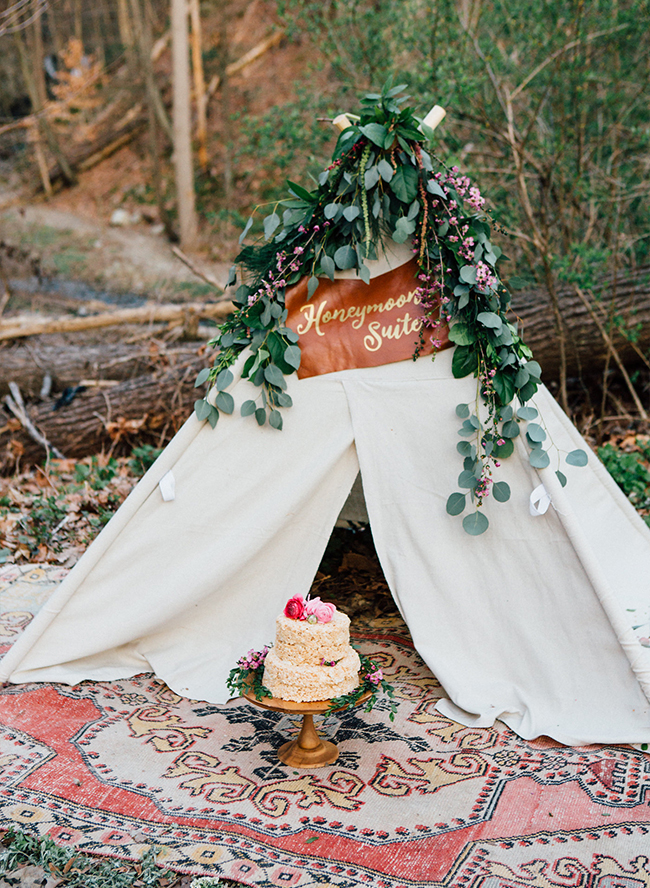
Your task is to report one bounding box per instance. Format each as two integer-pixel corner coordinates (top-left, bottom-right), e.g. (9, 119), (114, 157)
(171, 0), (198, 249)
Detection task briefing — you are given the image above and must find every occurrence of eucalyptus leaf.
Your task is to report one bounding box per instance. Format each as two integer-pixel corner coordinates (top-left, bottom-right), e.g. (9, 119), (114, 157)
(238, 216), (253, 245)
(207, 405), (219, 429)
(448, 323), (476, 346)
(556, 470), (568, 487)
(194, 398), (212, 421)
(455, 403), (470, 418)
(343, 205), (360, 221)
(216, 368), (234, 391)
(377, 159), (394, 182)
(516, 405), (538, 421)
(215, 391), (234, 414)
(264, 364), (287, 389)
(276, 391), (293, 408)
(566, 449), (588, 467)
(446, 492), (466, 516)
(427, 180), (447, 199)
(320, 254), (335, 280)
(269, 409), (283, 430)
(458, 469), (478, 489)
(226, 265), (237, 287)
(324, 203), (339, 220)
(359, 263), (370, 284)
(194, 367), (210, 387)
(307, 276), (319, 299)
(527, 422), (547, 443)
(284, 344), (301, 370)
(463, 511), (489, 535)
(459, 265), (477, 285)
(476, 311), (502, 329)
(492, 481), (511, 502)
(407, 200), (420, 220)
(529, 449), (551, 469)
(456, 440), (474, 456)
(501, 420), (520, 438)
(263, 213), (281, 240)
(241, 399), (256, 417)
(458, 419), (477, 437)
(364, 166), (380, 189)
(514, 367), (530, 388)
(525, 361), (542, 380)
(334, 244), (357, 269)
(255, 407), (267, 426)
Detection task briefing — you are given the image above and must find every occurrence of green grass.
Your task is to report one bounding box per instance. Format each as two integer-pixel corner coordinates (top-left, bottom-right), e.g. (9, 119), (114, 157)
(598, 438), (650, 526)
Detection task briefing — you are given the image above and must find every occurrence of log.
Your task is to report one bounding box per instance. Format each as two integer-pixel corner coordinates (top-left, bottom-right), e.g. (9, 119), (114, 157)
(512, 265), (650, 379)
(0, 300), (233, 341)
(0, 356), (208, 471)
(0, 339), (208, 399)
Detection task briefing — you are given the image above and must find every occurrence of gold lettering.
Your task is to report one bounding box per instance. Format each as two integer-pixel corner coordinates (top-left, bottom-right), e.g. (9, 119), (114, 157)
(364, 321), (383, 352)
(384, 298), (395, 312)
(350, 305), (366, 329)
(313, 301), (327, 336)
(381, 324), (396, 340)
(322, 310), (332, 324)
(296, 304), (315, 335)
(396, 294), (406, 308)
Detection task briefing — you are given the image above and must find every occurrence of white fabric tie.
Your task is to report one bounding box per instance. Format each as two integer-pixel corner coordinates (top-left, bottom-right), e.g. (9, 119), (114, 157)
(529, 483), (551, 516)
(159, 470), (176, 502)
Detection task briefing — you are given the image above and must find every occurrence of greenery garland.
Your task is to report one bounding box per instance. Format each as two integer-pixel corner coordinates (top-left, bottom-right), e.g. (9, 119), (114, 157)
(195, 81), (585, 535)
(226, 645), (396, 718)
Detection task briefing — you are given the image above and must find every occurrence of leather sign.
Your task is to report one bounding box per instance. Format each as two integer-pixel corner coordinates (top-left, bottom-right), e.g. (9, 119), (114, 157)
(284, 259), (450, 379)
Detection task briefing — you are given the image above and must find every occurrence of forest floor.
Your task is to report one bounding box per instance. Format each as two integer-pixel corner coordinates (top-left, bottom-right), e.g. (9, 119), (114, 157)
(0, 153), (232, 303)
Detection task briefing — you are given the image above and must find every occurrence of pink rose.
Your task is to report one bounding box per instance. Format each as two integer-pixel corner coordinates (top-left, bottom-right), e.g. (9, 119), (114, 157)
(304, 597), (336, 624)
(284, 595), (306, 620)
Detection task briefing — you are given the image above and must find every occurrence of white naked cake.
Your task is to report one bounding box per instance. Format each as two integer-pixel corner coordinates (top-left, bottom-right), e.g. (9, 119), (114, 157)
(262, 595), (360, 702)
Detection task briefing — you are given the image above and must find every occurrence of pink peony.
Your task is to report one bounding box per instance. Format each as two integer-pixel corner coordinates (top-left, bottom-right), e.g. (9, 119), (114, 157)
(284, 595), (306, 620)
(304, 597), (337, 623)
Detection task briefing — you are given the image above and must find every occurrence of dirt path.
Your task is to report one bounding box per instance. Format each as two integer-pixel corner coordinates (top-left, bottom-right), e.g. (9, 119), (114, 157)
(0, 191), (231, 300)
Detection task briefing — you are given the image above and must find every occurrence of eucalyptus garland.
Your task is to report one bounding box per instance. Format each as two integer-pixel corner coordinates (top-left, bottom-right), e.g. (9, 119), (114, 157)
(327, 652), (397, 721)
(195, 81), (585, 535)
(226, 645), (396, 719)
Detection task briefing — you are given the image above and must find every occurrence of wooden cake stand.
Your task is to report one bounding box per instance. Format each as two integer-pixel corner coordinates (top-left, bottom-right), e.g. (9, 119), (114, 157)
(242, 685), (371, 768)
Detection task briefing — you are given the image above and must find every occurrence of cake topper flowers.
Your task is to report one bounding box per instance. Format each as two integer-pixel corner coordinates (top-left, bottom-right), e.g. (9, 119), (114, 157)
(283, 594), (336, 624)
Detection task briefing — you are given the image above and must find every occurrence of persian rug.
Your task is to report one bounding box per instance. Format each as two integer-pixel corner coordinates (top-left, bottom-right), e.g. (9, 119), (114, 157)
(1, 564), (650, 888)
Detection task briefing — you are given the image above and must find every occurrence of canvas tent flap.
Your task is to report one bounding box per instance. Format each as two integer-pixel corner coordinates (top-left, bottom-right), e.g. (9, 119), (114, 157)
(3, 349), (650, 745)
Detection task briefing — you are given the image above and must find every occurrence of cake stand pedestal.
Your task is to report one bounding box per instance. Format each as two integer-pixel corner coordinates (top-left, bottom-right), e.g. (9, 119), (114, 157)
(242, 687), (370, 769)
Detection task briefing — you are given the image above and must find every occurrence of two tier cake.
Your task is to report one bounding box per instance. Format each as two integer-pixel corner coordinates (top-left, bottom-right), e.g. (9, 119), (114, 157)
(262, 595), (360, 702)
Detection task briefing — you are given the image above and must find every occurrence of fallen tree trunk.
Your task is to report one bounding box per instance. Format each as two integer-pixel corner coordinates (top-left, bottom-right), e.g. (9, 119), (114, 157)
(0, 300), (232, 341)
(0, 356), (208, 471)
(511, 265), (650, 379)
(0, 339), (208, 399)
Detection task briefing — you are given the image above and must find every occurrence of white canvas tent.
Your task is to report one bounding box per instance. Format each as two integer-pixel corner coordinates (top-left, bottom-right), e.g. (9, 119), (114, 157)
(3, 248), (650, 747)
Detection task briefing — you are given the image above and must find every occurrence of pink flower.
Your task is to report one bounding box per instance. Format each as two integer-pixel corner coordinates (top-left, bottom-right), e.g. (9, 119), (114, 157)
(367, 668), (383, 685)
(304, 597), (336, 623)
(284, 595), (306, 620)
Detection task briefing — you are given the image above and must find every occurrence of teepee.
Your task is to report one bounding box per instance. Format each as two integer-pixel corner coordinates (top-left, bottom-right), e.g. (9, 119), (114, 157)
(2, 89), (650, 746)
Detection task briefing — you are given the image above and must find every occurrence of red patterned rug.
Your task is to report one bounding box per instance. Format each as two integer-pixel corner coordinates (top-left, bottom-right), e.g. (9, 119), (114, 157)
(2, 563), (650, 888)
